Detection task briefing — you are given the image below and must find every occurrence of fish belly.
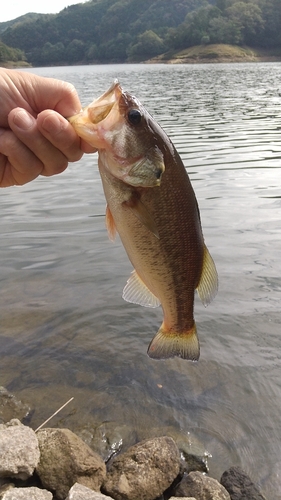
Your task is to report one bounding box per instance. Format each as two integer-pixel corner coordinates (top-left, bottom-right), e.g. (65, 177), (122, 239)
(99, 157), (204, 336)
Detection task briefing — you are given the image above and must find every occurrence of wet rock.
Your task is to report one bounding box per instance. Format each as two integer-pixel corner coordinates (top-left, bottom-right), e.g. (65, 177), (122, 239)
(220, 466), (268, 500)
(0, 419), (40, 480)
(137, 426), (210, 474)
(36, 428), (106, 500)
(173, 471), (231, 499)
(103, 436), (180, 500)
(173, 431), (211, 473)
(180, 452), (209, 474)
(77, 422), (133, 463)
(1, 487), (52, 500)
(0, 388), (30, 424)
(66, 483), (114, 499)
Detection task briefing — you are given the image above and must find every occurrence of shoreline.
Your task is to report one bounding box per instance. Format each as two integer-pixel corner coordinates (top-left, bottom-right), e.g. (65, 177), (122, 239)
(0, 388), (269, 500)
(146, 44), (281, 65)
(2, 44), (281, 69)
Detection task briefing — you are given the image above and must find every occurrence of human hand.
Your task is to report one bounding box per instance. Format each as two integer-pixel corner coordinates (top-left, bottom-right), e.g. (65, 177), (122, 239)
(0, 68), (96, 187)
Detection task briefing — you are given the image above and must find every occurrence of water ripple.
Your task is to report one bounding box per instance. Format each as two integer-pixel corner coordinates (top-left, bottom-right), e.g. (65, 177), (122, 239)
(1, 63), (281, 499)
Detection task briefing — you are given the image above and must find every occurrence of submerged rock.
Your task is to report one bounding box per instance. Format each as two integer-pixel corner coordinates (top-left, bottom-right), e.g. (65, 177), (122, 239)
(0, 419), (40, 480)
(220, 466), (268, 500)
(66, 483), (114, 499)
(77, 422), (133, 463)
(180, 451), (209, 474)
(0, 388), (30, 425)
(173, 470), (231, 499)
(36, 428), (106, 500)
(1, 486), (52, 500)
(103, 436), (180, 500)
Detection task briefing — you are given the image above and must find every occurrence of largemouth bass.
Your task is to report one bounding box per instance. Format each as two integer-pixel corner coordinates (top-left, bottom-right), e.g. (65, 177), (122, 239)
(69, 81), (218, 361)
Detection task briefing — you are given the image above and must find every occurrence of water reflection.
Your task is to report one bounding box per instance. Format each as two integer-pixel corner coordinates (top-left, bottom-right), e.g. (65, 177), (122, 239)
(1, 63), (281, 498)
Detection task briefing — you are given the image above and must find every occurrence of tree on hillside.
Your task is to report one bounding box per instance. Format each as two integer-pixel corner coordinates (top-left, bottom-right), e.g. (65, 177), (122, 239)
(166, 5), (222, 49)
(208, 16), (241, 45)
(66, 39), (85, 62)
(256, 0), (281, 47)
(226, 2), (264, 45)
(127, 30), (166, 60)
(0, 41), (26, 63)
(99, 32), (133, 61)
(41, 42), (65, 65)
(0, 0), (280, 65)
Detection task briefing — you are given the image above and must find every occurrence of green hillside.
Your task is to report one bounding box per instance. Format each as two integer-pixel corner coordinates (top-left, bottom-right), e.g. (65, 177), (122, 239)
(0, 0), (280, 66)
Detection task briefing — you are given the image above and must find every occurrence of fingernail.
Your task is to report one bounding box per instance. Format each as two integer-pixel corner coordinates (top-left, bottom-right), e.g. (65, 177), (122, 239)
(41, 112), (64, 134)
(13, 109), (34, 129)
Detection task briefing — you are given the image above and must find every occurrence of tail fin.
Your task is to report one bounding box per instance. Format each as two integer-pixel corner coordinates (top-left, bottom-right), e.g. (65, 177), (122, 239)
(147, 323), (200, 361)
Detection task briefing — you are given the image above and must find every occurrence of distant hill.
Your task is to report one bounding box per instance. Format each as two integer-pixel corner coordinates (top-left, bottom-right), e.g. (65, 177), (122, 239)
(0, 13), (44, 35)
(0, 0), (280, 66)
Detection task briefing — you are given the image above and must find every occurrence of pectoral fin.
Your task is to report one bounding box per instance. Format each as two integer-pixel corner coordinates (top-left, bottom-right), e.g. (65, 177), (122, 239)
(123, 195), (159, 239)
(122, 270), (161, 308)
(196, 244), (218, 306)
(105, 205), (117, 241)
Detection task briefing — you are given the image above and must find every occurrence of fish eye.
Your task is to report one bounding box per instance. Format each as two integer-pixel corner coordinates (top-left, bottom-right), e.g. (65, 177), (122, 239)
(127, 109), (142, 126)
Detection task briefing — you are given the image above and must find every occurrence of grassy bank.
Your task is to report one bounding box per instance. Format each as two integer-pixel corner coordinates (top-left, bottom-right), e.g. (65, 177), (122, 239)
(1, 61), (32, 68)
(149, 44), (281, 64)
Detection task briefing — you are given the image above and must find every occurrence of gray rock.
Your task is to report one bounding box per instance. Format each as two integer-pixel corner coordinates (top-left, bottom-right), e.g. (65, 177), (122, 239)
(0, 419), (40, 480)
(220, 466), (268, 500)
(0, 482), (15, 499)
(36, 428), (106, 500)
(0, 388), (30, 425)
(169, 497), (197, 500)
(66, 483), (114, 499)
(174, 471), (231, 499)
(1, 487), (52, 500)
(103, 436), (180, 500)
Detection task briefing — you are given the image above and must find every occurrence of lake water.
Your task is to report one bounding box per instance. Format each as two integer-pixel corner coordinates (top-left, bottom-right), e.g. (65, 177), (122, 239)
(1, 63), (281, 497)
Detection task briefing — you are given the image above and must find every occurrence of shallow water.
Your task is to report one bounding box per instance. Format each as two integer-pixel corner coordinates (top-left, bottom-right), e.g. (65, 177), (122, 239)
(1, 63), (281, 498)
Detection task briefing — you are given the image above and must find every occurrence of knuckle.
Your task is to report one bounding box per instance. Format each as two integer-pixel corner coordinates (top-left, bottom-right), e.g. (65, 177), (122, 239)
(0, 129), (15, 153)
(43, 158), (68, 176)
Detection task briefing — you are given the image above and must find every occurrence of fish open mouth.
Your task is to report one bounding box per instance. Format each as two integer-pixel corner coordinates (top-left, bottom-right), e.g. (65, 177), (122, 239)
(86, 79), (122, 124)
(87, 102), (114, 124)
(69, 79), (121, 124)
(68, 80), (122, 146)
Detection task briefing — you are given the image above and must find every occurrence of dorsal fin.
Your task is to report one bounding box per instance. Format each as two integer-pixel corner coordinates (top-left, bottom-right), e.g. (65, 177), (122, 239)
(196, 244), (218, 307)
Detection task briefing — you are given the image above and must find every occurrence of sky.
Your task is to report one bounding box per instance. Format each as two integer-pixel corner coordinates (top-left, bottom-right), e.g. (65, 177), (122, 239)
(0, 1), (87, 23)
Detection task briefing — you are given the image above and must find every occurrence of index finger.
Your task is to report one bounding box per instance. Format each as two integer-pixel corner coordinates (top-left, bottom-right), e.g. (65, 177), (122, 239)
(37, 110), (84, 162)
(14, 71), (82, 116)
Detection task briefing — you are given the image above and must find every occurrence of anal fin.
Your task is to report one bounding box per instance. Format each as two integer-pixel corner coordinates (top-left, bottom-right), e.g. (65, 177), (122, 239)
(122, 270), (160, 308)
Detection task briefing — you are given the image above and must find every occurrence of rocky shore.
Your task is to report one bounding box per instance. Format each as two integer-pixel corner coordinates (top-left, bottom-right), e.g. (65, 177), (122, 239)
(0, 388), (268, 500)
